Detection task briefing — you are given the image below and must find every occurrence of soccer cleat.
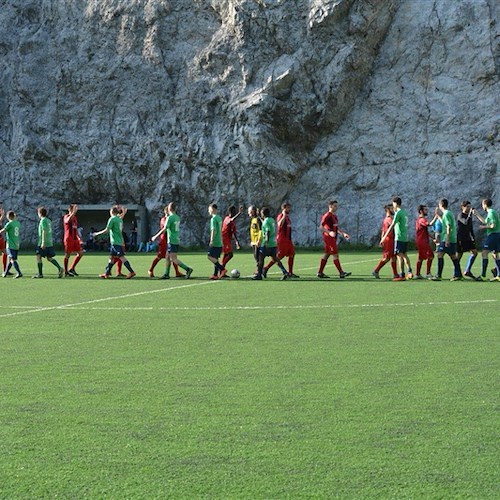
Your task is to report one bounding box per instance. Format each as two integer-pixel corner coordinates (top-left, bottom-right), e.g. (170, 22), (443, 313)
(317, 272), (329, 278)
(289, 273), (300, 278)
(431, 276), (442, 281)
(32, 274), (43, 279)
(251, 274), (262, 280)
(489, 276), (500, 282)
(116, 273), (126, 278)
(414, 275), (424, 280)
(210, 274), (219, 280)
(339, 271), (351, 278)
(425, 273), (433, 279)
(450, 276), (462, 281)
(175, 273), (186, 278)
(185, 268), (193, 279)
(148, 270), (155, 278)
(65, 272), (73, 277)
(58, 268), (64, 278)
(371, 270), (380, 279)
(463, 271), (475, 279)
(393, 276), (406, 281)
(220, 269), (228, 279)
(406, 272), (413, 280)
(281, 273), (290, 280)
(99, 273), (110, 279)
(159, 274), (170, 279)
(4, 271), (13, 276)
(262, 268), (268, 278)
(125, 272), (136, 279)
(68, 269), (79, 276)
(1, 272), (6, 278)
(14, 273), (22, 279)
(475, 276), (486, 282)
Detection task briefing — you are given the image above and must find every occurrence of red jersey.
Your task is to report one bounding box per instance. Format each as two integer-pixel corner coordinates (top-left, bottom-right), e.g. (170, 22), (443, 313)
(321, 211), (338, 244)
(63, 214), (79, 241)
(159, 216), (167, 243)
(381, 215), (394, 249)
(277, 213), (292, 241)
(415, 217), (430, 248)
(222, 216), (237, 242)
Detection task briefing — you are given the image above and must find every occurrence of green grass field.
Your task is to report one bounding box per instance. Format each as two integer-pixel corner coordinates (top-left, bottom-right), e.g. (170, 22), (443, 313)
(0, 251), (498, 498)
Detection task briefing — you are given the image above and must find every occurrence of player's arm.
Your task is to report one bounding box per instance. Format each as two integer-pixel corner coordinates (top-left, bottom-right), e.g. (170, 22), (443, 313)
(471, 209), (485, 224)
(337, 226), (350, 240)
(118, 206), (127, 219)
(151, 221), (166, 242)
(93, 227), (109, 238)
(381, 220), (395, 243)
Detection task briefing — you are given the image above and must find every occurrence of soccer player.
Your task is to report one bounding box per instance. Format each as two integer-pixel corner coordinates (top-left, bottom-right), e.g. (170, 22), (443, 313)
(148, 206), (184, 278)
(248, 205), (262, 266)
(207, 203), (225, 279)
(414, 205), (436, 279)
(221, 205), (242, 270)
(264, 202), (298, 278)
(62, 204), (83, 276)
(381, 196), (413, 281)
(432, 199), (463, 281)
(472, 198), (500, 281)
(456, 200), (478, 279)
(0, 206), (8, 274)
(0, 210), (22, 278)
(151, 202), (192, 279)
(33, 207), (64, 278)
(94, 205), (136, 279)
(371, 204), (398, 279)
(252, 207), (289, 280)
(317, 200), (351, 279)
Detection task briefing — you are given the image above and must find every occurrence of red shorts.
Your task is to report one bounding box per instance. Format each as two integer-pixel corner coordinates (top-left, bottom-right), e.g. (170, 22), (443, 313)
(0, 236), (5, 251)
(277, 239), (295, 258)
(417, 243), (434, 260)
(222, 239), (233, 254)
(157, 240), (167, 258)
(382, 241), (395, 259)
(323, 236), (338, 255)
(64, 239), (82, 254)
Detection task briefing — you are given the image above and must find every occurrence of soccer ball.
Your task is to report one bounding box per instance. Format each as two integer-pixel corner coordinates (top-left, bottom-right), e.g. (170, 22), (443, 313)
(231, 269), (240, 279)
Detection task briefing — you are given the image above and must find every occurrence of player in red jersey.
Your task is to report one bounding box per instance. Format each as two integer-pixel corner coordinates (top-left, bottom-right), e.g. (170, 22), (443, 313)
(63, 204), (83, 276)
(263, 202), (299, 278)
(371, 204), (398, 279)
(414, 204), (437, 279)
(221, 205), (242, 274)
(0, 206), (8, 274)
(148, 205), (184, 278)
(317, 200), (351, 278)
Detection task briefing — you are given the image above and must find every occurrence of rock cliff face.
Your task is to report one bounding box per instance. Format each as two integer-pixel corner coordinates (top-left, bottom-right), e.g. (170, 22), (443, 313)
(0, 0), (498, 244)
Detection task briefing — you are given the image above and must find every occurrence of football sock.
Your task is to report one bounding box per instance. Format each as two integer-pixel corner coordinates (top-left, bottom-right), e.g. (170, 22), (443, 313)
(13, 261), (21, 274)
(495, 259), (500, 276)
(178, 262), (189, 271)
(288, 255), (294, 274)
(4, 262), (12, 274)
(391, 260), (398, 275)
(38, 262), (43, 275)
(105, 261), (114, 275)
(452, 259), (462, 277)
(374, 259), (385, 272)
(2, 252), (7, 271)
(222, 253), (233, 267)
(150, 256), (161, 271)
(51, 259), (62, 270)
(482, 258), (488, 277)
(465, 254), (476, 273)
(165, 264), (171, 276)
(116, 260), (123, 274)
(318, 258), (327, 274)
(437, 257), (444, 277)
(64, 256), (69, 272)
(277, 261), (287, 275)
(416, 260), (422, 275)
(123, 260), (133, 273)
(333, 258), (342, 273)
(265, 261), (275, 271)
(426, 259), (433, 275)
(72, 254), (82, 270)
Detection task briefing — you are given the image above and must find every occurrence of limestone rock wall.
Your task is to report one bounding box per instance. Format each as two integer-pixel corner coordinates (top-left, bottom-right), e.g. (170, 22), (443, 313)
(0, 0), (498, 244)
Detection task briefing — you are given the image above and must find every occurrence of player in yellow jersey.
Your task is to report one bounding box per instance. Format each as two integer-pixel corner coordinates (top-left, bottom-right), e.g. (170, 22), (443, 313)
(248, 206), (262, 267)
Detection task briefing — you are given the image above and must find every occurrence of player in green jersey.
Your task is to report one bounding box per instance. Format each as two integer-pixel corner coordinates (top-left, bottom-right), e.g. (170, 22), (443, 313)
(151, 202), (193, 279)
(0, 210), (23, 278)
(472, 198), (500, 281)
(381, 197), (413, 281)
(252, 207), (289, 280)
(432, 198), (463, 281)
(207, 203), (225, 279)
(94, 205), (136, 279)
(33, 207), (64, 278)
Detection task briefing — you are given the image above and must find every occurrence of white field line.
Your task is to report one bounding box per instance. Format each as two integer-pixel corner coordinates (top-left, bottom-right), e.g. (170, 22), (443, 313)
(0, 280), (216, 319)
(263, 257), (379, 275)
(8, 298), (496, 313)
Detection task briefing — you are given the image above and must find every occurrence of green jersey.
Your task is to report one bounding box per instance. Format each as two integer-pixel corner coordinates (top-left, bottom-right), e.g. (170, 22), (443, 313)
(106, 215), (124, 246)
(262, 217), (277, 247)
(210, 214), (222, 247)
(393, 209), (408, 242)
(485, 208), (500, 235)
(4, 220), (21, 250)
(441, 209), (457, 243)
(166, 213), (181, 245)
(38, 217), (53, 247)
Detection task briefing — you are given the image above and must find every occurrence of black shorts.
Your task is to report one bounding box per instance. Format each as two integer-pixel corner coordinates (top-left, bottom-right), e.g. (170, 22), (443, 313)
(457, 239), (476, 253)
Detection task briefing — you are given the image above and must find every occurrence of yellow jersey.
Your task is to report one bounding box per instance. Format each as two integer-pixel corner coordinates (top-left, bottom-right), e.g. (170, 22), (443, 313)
(249, 217), (262, 245)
